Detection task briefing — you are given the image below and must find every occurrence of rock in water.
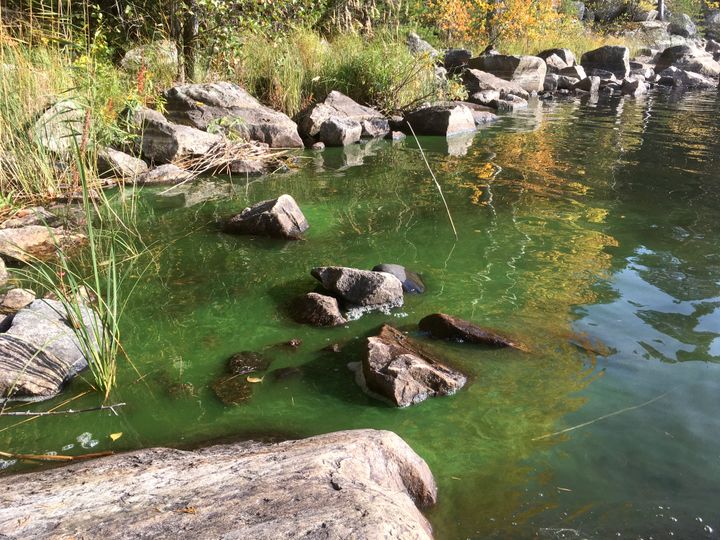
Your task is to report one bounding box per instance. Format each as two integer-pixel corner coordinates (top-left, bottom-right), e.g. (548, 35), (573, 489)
(0, 429), (436, 539)
(136, 164), (193, 185)
(296, 91), (389, 141)
(311, 267), (404, 307)
(291, 292), (347, 327)
(224, 195), (309, 240)
(372, 264), (425, 294)
(163, 82), (304, 148)
(360, 325), (467, 407)
(419, 313), (525, 350)
(0, 299), (100, 401)
(580, 46), (630, 79)
(0, 225), (85, 263)
(319, 117), (362, 147)
(654, 45), (720, 78)
(537, 48), (577, 73)
(462, 69), (530, 100)
(227, 351), (272, 375)
(401, 104), (476, 137)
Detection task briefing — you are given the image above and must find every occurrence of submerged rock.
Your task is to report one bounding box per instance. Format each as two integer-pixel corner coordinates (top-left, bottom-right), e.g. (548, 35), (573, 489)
(419, 313), (525, 350)
(0, 225), (85, 263)
(0, 429), (437, 539)
(270, 366), (304, 381)
(372, 264), (425, 294)
(211, 375), (253, 405)
(311, 266), (404, 307)
(580, 46), (630, 79)
(164, 82), (304, 148)
(401, 104), (476, 137)
(224, 194), (309, 240)
(227, 351), (272, 375)
(0, 299), (100, 401)
(360, 324), (467, 407)
(291, 292), (347, 327)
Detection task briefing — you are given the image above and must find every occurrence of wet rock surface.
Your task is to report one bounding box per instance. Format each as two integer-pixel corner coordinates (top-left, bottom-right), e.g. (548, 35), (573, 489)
(419, 313), (524, 350)
(227, 351), (272, 375)
(372, 264), (425, 294)
(224, 194), (309, 240)
(0, 429), (437, 540)
(360, 325), (467, 407)
(311, 266), (404, 307)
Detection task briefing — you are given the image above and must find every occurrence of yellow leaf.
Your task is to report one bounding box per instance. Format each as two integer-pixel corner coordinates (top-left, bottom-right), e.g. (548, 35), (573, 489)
(246, 376), (263, 384)
(110, 432), (123, 441)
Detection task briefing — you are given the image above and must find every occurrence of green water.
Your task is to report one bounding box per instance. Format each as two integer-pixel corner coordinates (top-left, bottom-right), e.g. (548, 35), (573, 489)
(3, 92), (720, 539)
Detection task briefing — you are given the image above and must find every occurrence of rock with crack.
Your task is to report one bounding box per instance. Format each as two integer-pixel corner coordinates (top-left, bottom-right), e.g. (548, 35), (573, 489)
(419, 313), (526, 350)
(163, 82), (304, 148)
(0, 225), (85, 263)
(359, 324), (467, 407)
(224, 194), (309, 240)
(0, 299), (101, 401)
(296, 91), (389, 142)
(0, 429), (437, 539)
(291, 292), (347, 327)
(311, 266), (404, 307)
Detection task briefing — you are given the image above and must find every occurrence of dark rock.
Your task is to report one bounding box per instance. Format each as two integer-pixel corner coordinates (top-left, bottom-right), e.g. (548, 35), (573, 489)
(227, 351), (272, 376)
(667, 13), (697, 37)
(621, 77), (648, 96)
(654, 45), (720, 78)
(297, 91), (389, 141)
(593, 0), (627, 21)
(136, 164), (193, 185)
(0, 226), (85, 263)
(319, 117), (362, 147)
(311, 267), (404, 307)
(163, 82), (304, 148)
(559, 65), (587, 80)
(490, 95), (529, 112)
(444, 48), (473, 72)
(544, 73), (559, 92)
(359, 324), (467, 407)
(291, 292), (347, 327)
(0, 429), (437, 539)
(419, 313), (525, 350)
(401, 104), (476, 136)
(573, 76), (601, 94)
(270, 366), (304, 382)
(224, 194), (309, 240)
(467, 54), (547, 92)
(212, 375), (253, 405)
(97, 148), (148, 178)
(372, 264), (425, 294)
(657, 66), (717, 88)
(580, 46), (631, 79)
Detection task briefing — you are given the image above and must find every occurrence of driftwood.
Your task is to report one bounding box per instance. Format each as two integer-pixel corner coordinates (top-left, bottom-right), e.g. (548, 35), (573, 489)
(0, 402), (126, 417)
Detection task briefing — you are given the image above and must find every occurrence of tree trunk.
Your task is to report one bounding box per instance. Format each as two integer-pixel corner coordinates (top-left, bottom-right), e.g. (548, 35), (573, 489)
(182, 0), (198, 82)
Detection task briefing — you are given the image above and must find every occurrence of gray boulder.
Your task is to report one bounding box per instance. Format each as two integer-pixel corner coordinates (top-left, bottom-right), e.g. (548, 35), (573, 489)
(401, 104), (476, 136)
(97, 148), (148, 178)
(407, 32), (439, 58)
(0, 225), (85, 263)
(297, 91), (389, 141)
(581, 46), (631, 79)
(490, 95), (529, 112)
(120, 40), (178, 75)
(136, 164), (192, 185)
(538, 48), (577, 72)
(462, 69), (530, 99)
(654, 45), (720, 78)
(224, 194), (309, 240)
(372, 264), (425, 294)
(468, 54), (547, 92)
(668, 13), (697, 37)
(593, 0), (628, 21)
(291, 292), (347, 327)
(0, 429), (437, 540)
(0, 299), (100, 401)
(311, 267), (403, 307)
(359, 324), (467, 407)
(657, 66), (717, 88)
(163, 82), (304, 148)
(32, 100), (85, 156)
(319, 117), (362, 147)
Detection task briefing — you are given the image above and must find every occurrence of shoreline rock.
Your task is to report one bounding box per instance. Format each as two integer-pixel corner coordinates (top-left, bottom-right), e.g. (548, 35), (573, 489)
(0, 429), (437, 540)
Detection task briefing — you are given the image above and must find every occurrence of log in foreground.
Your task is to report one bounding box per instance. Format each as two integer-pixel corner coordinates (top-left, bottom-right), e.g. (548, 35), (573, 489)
(0, 429), (437, 540)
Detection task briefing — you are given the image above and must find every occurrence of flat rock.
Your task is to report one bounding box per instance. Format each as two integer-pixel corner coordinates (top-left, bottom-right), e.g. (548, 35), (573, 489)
(372, 264), (425, 294)
(97, 148), (148, 178)
(297, 91), (389, 141)
(0, 429), (436, 539)
(224, 194), (309, 240)
(311, 267), (403, 307)
(401, 104), (476, 137)
(136, 164), (193, 185)
(360, 324), (467, 407)
(291, 292), (347, 327)
(419, 313), (525, 350)
(0, 225), (85, 263)
(467, 54), (547, 92)
(164, 82), (304, 148)
(580, 46), (630, 79)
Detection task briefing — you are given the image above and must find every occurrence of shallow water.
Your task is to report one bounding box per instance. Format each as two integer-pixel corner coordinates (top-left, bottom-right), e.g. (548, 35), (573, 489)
(2, 91), (720, 539)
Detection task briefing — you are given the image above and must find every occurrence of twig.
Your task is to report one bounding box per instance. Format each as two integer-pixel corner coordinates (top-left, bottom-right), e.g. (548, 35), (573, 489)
(0, 402), (126, 417)
(406, 123), (458, 240)
(0, 450), (113, 462)
(532, 390), (672, 441)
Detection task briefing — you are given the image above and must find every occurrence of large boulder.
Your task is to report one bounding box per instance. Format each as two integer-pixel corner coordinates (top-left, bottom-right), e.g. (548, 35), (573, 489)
(224, 194), (309, 240)
(97, 148), (148, 178)
(120, 40), (178, 75)
(668, 13), (697, 37)
(297, 91), (389, 142)
(654, 45), (720, 78)
(163, 82), (304, 148)
(0, 299), (100, 401)
(291, 292), (347, 327)
(401, 104), (476, 137)
(418, 313), (525, 350)
(462, 69), (530, 99)
(359, 324), (467, 407)
(32, 100), (85, 156)
(311, 267), (403, 307)
(467, 54), (547, 92)
(0, 429), (437, 539)
(537, 48), (577, 73)
(0, 225), (85, 263)
(319, 117), (362, 147)
(580, 46), (630, 79)
(129, 106), (223, 164)
(444, 48), (473, 73)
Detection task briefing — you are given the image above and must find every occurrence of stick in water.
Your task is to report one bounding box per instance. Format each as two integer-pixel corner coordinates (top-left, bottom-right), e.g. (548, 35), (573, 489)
(0, 402), (126, 417)
(406, 122), (458, 240)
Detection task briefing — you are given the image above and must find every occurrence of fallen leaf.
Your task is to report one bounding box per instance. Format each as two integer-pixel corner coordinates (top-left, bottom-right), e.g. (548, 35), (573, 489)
(110, 432), (123, 441)
(246, 376), (264, 384)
